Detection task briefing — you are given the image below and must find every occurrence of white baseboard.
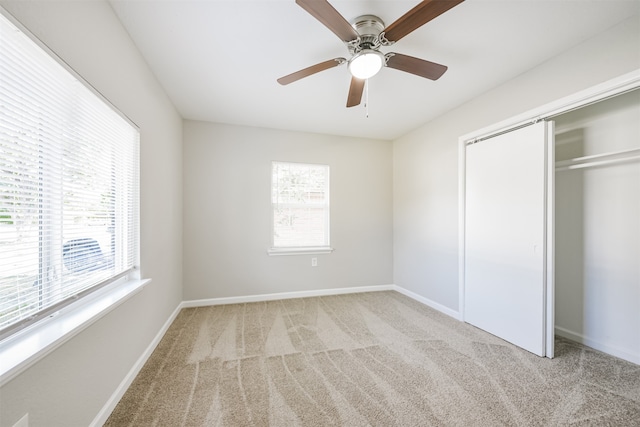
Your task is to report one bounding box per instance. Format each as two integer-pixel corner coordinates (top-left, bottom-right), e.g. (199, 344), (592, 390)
(90, 303), (183, 427)
(392, 286), (461, 320)
(182, 285), (461, 323)
(555, 326), (640, 365)
(95, 284), (460, 424)
(181, 284), (397, 308)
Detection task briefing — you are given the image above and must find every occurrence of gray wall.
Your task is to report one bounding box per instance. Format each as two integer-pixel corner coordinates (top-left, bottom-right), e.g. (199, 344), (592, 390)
(393, 15), (640, 312)
(183, 121), (393, 301)
(0, 1), (183, 426)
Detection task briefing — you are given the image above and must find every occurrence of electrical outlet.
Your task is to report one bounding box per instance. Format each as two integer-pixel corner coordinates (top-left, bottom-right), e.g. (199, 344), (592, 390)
(311, 257), (317, 267)
(13, 413), (28, 427)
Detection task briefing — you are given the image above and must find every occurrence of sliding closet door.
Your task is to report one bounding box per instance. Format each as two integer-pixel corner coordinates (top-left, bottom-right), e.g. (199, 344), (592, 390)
(464, 121), (553, 357)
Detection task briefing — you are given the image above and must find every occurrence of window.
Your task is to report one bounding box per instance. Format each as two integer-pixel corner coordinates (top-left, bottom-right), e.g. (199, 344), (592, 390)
(269, 162), (332, 254)
(0, 12), (139, 339)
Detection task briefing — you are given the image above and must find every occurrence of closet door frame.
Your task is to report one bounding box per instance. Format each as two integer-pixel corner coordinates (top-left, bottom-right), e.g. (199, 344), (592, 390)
(457, 70), (640, 358)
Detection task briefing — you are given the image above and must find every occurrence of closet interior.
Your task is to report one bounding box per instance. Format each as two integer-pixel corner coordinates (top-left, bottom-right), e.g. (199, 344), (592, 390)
(553, 89), (639, 364)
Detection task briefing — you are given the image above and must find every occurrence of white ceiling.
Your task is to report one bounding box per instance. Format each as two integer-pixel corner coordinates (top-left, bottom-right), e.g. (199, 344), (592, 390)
(109, 0), (639, 140)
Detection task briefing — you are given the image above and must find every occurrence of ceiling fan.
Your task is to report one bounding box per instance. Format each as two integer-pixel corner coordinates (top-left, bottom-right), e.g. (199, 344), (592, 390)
(277, 0), (465, 108)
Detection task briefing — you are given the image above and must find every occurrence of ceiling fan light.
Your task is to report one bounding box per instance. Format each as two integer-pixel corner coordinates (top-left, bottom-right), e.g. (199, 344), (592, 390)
(348, 50), (384, 79)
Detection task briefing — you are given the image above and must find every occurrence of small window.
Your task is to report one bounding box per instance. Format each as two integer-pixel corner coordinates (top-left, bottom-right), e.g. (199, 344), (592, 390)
(269, 162), (332, 255)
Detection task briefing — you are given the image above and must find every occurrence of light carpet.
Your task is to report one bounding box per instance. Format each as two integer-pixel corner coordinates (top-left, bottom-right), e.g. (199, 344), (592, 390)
(105, 291), (640, 426)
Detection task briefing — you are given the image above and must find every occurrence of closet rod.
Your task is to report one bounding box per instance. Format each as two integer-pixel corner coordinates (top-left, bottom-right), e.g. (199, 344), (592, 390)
(555, 147), (640, 168)
(556, 154), (640, 172)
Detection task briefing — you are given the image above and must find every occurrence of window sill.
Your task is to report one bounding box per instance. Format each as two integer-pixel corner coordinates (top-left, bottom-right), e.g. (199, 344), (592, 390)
(267, 247), (334, 256)
(0, 277), (150, 387)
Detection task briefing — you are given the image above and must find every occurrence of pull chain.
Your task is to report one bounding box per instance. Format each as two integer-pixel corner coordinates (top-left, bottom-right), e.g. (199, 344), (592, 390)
(364, 78), (369, 118)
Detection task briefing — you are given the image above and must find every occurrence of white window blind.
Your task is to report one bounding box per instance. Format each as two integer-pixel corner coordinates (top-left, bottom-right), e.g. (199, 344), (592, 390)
(271, 161), (330, 251)
(0, 12), (139, 338)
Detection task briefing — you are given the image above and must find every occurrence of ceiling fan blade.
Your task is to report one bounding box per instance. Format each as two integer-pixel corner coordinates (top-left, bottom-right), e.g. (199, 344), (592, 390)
(385, 53), (448, 80)
(346, 77), (365, 108)
(296, 0), (360, 42)
(277, 58), (346, 85)
(382, 0), (465, 43)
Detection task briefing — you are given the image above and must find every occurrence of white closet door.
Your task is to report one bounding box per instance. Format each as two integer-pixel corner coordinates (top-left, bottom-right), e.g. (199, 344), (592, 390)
(464, 121), (553, 357)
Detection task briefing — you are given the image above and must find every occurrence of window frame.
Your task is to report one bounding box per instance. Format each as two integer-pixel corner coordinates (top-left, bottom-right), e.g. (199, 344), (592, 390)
(268, 161), (333, 256)
(0, 7), (147, 386)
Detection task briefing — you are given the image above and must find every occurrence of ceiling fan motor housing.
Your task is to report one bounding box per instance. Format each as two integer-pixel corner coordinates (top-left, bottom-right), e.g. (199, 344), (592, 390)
(349, 15), (385, 53)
